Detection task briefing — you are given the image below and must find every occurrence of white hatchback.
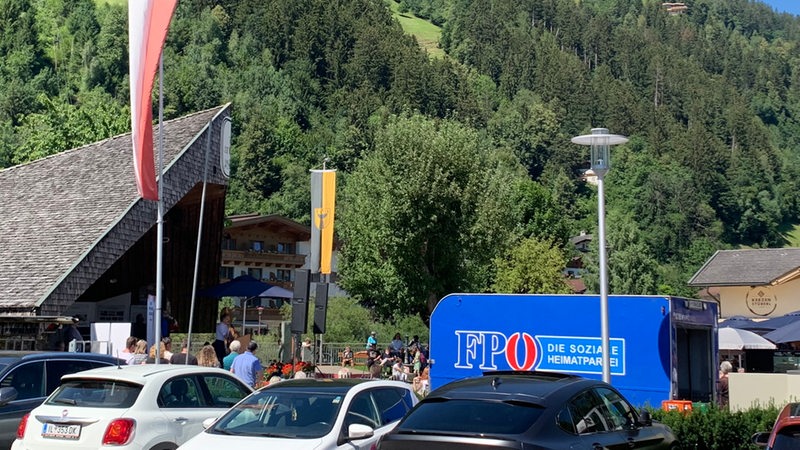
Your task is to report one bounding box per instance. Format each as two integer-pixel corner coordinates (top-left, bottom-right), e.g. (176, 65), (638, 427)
(11, 364), (253, 450)
(178, 378), (418, 450)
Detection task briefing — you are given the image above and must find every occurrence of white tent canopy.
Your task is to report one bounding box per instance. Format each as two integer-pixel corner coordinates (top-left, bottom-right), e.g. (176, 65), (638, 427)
(718, 327), (776, 350)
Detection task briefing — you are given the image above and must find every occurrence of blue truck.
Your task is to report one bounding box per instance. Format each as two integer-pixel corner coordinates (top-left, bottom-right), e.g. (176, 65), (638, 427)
(429, 294), (719, 408)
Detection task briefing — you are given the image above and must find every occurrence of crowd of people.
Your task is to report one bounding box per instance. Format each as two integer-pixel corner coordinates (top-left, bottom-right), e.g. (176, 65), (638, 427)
(101, 311), (432, 394)
(360, 331), (430, 396)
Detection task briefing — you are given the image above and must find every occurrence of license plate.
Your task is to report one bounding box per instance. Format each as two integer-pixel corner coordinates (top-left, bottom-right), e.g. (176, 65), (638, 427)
(42, 422), (81, 439)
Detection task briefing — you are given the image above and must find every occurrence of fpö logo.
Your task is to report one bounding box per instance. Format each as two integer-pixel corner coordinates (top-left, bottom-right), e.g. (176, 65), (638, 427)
(454, 330), (538, 371)
(453, 330), (627, 375)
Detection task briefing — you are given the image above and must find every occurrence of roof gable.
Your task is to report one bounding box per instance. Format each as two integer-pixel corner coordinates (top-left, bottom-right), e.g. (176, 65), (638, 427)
(688, 248), (800, 287)
(0, 106), (230, 311)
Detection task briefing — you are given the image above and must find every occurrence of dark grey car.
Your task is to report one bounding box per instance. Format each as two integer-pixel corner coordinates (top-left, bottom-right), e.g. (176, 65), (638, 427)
(0, 351), (123, 448)
(378, 371), (677, 450)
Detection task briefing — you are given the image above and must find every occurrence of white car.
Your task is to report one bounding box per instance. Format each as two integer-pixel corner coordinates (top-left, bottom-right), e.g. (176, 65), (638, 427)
(178, 378), (418, 450)
(12, 364), (253, 450)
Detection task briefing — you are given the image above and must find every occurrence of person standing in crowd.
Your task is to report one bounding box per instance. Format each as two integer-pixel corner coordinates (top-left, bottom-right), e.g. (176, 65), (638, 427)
(170, 339), (198, 365)
(406, 335), (419, 363)
(223, 340), (241, 371)
(131, 340), (148, 365)
(366, 331), (377, 350)
(413, 366), (431, 397)
(718, 360), (732, 409)
(121, 336), (138, 365)
(213, 311), (234, 366)
(231, 341), (264, 388)
(391, 333), (404, 359)
(144, 342), (170, 364)
(63, 319), (84, 351)
(162, 337), (174, 361)
(198, 345), (221, 367)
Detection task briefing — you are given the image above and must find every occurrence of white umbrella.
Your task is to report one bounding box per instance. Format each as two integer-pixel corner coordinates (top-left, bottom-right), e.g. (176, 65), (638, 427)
(718, 327), (776, 350)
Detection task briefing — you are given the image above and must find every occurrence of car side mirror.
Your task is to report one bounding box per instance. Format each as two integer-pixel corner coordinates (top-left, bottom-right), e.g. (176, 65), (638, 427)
(337, 423), (374, 446)
(202, 417), (217, 429)
(0, 387), (18, 406)
(752, 431), (770, 447)
(637, 409), (652, 427)
(347, 423), (374, 440)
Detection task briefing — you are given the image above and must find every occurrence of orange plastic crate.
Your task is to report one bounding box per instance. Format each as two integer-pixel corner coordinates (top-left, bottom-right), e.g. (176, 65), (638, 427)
(662, 400), (693, 413)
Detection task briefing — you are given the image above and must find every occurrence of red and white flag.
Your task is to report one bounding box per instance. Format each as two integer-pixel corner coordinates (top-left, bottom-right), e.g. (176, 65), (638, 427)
(129, 0), (178, 200)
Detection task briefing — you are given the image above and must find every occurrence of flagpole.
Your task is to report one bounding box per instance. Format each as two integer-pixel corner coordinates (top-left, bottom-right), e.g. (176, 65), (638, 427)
(186, 124), (212, 363)
(154, 53), (165, 363)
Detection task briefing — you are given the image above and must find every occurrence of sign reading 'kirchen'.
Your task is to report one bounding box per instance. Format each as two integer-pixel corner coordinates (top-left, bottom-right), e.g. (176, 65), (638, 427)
(746, 286), (777, 316)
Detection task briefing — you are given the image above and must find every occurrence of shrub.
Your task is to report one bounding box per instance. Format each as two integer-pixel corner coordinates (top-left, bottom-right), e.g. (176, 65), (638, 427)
(650, 404), (779, 449)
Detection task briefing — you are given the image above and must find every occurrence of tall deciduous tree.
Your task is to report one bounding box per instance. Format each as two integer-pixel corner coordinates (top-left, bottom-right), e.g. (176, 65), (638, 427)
(338, 113), (523, 323)
(492, 236), (571, 294)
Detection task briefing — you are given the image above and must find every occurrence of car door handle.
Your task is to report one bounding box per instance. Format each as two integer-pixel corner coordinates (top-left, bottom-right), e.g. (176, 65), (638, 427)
(173, 417), (189, 423)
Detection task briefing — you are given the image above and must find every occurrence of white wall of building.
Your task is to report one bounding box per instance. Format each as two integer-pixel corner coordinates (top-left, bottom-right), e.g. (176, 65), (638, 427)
(717, 283), (799, 318)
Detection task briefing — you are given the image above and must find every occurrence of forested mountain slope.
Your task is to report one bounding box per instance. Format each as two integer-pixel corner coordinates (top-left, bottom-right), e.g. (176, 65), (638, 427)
(1, 0), (799, 319)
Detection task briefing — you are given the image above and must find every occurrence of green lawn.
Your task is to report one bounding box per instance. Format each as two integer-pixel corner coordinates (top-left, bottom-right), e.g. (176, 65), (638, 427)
(386, 0), (445, 58)
(781, 223), (800, 247)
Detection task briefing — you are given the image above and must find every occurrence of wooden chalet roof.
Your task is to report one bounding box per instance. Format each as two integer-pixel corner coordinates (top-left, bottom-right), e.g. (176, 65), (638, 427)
(227, 213), (311, 239)
(688, 248), (800, 287)
(0, 105), (231, 314)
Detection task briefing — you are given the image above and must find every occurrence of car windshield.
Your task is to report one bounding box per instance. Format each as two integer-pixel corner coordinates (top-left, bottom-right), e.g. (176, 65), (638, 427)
(397, 399), (544, 435)
(773, 424), (800, 450)
(46, 379), (140, 408)
(208, 389), (343, 438)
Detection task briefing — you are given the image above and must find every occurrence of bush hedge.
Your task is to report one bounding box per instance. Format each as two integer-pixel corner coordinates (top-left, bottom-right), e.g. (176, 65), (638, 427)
(650, 404), (780, 449)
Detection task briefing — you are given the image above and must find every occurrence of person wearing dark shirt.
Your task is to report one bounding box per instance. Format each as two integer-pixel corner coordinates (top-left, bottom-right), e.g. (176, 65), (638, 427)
(170, 339), (198, 365)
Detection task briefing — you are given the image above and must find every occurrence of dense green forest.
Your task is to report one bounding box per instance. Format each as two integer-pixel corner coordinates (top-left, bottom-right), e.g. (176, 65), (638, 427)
(2, 0), (800, 322)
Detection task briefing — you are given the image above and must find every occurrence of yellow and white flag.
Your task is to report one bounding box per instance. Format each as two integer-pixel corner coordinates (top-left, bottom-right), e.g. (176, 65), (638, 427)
(310, 170), (336, 274)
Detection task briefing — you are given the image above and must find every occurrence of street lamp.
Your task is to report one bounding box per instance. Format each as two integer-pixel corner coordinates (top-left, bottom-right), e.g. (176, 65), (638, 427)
(257, 306), (264, 335)
(571, 128), (628, 383)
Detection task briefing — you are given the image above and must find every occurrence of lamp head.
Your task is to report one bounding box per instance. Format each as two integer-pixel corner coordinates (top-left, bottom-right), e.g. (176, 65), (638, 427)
(571, 128), (628, 179)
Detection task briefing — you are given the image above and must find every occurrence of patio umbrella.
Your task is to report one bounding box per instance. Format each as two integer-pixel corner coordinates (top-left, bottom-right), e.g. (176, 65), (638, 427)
(198, 275), (273, 298)
(718, 327), (777, 350)
(259, 284), (294, 299)
(753, 310), (800, 332)
(718, 315), (773, 334)
(199, 275), (277, 337)
(719, 315), (757, 329)
(763, 320), (800, 344)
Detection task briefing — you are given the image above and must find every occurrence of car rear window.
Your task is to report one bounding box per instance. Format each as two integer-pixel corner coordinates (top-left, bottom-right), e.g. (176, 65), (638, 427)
(397, 399), (543, 435)
(774, 424), (800, 450)
(46, 380), (140, 408)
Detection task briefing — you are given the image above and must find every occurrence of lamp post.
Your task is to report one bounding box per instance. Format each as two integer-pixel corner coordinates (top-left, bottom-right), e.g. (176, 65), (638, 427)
(571, 128), (628, 383)
(257, 306), (264, 335)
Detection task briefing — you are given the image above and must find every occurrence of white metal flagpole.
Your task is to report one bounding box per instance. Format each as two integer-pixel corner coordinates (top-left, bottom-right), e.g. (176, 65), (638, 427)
(154, 53), (165, 363)
(186, 124), (212, 363)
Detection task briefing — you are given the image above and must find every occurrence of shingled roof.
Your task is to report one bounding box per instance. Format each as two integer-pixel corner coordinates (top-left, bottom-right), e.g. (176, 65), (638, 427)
(688, 248), (800, 287)
(0, 105), (231, 314)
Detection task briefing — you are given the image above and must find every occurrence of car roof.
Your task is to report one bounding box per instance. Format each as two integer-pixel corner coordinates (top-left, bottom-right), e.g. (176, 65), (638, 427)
(427, 371), (600, 405)
(262, 378), (413, 394)
(775, 402), (800, 429)
(0, 351), (122, 366)
(59, 364), (238, 385)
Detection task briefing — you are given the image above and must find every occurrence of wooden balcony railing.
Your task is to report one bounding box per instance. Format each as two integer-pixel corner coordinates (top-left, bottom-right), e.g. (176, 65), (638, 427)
(221, 249), (306, 267)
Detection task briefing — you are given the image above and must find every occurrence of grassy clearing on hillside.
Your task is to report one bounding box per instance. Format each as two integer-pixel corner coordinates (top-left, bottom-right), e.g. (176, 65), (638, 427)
(96, 0), (444, 58)
(781, 223), (800, 247)
(386, 0), (445, 58)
